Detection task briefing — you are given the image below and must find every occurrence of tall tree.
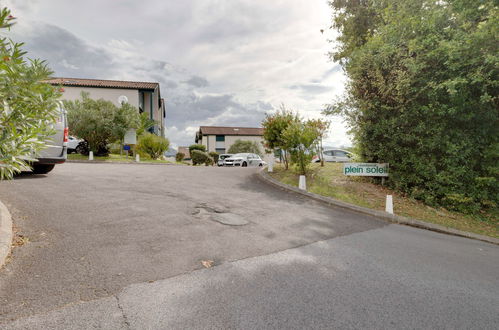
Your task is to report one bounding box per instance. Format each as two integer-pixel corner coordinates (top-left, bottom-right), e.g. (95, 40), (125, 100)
(262, 105), (300, 170)
(325, 0), (498, 212)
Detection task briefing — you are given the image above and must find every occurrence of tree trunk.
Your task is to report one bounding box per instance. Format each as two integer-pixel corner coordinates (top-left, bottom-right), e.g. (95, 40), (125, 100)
(320, 139), (324, 167)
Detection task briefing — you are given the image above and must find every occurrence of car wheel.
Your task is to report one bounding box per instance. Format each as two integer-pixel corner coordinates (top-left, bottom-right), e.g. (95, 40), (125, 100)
(32, 164), (55, 174)
(75, 142), (89, 155)
(242, 161), (247, 167)
(259, 163), (263, 167)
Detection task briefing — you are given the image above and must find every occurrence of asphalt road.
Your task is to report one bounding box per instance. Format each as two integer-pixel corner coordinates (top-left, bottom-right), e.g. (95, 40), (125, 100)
(0, 163), (498, 329)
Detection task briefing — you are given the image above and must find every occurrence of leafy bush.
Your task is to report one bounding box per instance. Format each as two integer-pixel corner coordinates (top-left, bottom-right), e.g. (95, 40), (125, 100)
(136, 133), (170, 160)
(189, 144), (206, 154)
(65, 93), (140, 156)
(191, 150), (213, 166)
(175, 152), (185, 162)
(0, 8), (61, 179)
(227, 140), (262, 156)
(325, 0), (499, 213)
(209, 152), (219, 164)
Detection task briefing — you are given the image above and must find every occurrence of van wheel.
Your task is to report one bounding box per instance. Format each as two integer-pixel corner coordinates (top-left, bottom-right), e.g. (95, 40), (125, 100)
(32, 164), (55, 174)
(242, 161), (247, 167)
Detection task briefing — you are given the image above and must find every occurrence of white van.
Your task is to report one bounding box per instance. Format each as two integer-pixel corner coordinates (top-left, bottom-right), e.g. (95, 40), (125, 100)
(32, 108), (68, 174)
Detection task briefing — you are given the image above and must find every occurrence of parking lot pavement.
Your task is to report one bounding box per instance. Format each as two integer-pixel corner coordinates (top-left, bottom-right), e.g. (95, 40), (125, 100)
(2, 224), (498, 329)
(0, 163), (385, 322)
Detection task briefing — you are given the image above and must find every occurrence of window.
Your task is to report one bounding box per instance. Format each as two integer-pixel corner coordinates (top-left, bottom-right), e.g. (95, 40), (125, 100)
(216, 135), (225, 142)
(334, 151), (348, 157)
(216, 148), (225, 154)
(324, 150), (334, 156)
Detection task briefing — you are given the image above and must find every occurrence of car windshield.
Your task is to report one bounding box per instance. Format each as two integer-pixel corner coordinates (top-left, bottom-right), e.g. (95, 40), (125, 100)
(220, 155), (231, 160)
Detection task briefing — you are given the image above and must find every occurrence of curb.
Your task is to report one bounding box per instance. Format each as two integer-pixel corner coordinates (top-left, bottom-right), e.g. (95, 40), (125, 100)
(0, 200), (13, 269)
(257, 168), (499, 246)
(66, 160), (184, 166)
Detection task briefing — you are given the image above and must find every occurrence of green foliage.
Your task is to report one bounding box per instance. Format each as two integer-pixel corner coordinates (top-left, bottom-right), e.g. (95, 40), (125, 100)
(191, 149), (213, 166)
(189, 144), (206, 154)
(175, 152), (185, 162)
(326, 0), (499, 212)
(64, 93), (140, 156)
(136, 133), (169, 160)
(208, 151), (219, 163)
(227, 139), (262, 156)
(137, 112), (156, 136)
(307, 119), (330, 167)
(282, 120), (320, 175)
(0, 7), (61, 179)
(262, 105), (300, 169)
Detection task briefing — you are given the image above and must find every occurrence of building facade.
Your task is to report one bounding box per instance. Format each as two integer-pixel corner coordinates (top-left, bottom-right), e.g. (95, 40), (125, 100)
(195, 126), (264, 154)
(45, 77), (166, 137)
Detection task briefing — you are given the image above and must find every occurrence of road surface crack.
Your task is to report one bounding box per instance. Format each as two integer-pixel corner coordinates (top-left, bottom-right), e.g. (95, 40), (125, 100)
(115, 295), (131, 329)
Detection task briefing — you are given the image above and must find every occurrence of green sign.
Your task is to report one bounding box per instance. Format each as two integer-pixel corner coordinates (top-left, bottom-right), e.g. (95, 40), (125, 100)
(343, 163), (389, 177)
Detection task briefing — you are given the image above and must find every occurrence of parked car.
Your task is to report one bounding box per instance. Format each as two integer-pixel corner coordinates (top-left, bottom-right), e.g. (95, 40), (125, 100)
(32, 107), (68, 174)
(312, 149), (353, 163)
(66, 136), (83, 154)
(224, 153), (265, 167)
(217, 154), (233, 166)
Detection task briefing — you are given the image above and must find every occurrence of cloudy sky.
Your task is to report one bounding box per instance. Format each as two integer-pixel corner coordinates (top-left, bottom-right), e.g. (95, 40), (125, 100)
(3, 0), (350, 148)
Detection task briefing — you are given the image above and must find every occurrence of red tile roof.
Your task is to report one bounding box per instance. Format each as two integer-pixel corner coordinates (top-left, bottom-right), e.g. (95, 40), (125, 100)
(199, 126), (264, 136)
(44, 77), (159, 90)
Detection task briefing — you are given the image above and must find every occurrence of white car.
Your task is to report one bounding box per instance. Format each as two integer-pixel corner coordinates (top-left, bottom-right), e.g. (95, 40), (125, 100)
(66, 136), (83, 154)
(217, 154), (233, 166)
(312, 149), (353, 163)
(224, 153), (265, 167)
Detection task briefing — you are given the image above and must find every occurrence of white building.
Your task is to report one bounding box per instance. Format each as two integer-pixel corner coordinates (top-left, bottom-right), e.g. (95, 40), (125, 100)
(45, 77), (166, 137)
(195, 126), (264, 154)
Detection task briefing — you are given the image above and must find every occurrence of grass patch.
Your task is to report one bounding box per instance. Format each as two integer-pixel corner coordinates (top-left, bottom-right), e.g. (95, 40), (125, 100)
(269, 163), (498, 238)
(68, 153), (175, 164)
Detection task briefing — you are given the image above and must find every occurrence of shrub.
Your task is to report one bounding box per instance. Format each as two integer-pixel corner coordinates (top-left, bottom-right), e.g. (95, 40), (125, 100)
(227, 139), (262, 156)
(191, 150), (213, 166)
(136, 133), (170, 160)
(209, 152), (219, 164)
(175, 152), (185, 162)
(189, 144), (206, 154)
(0, 8), (61, 179)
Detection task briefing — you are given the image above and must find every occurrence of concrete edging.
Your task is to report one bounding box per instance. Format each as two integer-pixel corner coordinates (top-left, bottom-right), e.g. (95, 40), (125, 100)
(257, 168), (499, 246)
(0, 200), (13, 269)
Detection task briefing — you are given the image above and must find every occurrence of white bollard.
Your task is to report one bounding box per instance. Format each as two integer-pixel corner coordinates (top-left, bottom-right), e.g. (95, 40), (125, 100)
(135, 154), (140, 162)
(89, 151), (93, 161)
(385, 195), (393, 214)
(299, 175), (306, 191)
(268, 162), (273, 172)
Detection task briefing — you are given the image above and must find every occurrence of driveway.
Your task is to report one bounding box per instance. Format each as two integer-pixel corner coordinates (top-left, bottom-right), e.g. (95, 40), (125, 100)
(0, 163), (497, 329)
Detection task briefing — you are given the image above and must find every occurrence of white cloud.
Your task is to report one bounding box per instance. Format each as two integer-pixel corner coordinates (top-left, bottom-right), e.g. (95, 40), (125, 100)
(3, 0), (352, 147)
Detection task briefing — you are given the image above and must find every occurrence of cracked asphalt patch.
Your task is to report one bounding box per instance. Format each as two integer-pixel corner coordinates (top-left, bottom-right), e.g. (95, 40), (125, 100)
(0, 163), (385, 323)
(193, 203), (249, 226)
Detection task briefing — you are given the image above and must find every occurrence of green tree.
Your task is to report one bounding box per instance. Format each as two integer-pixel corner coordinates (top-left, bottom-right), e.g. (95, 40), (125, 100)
(64, 93), (140, 156)
(136, 112), (156, 136)
(325, 0), (498, 212)
(308, 119), (330, 167)
(262, 105), (300, 170)
(282, 120), (320, 175)
(112, 102), (141, 144)
(0, 8), (61, 179)
(227, 139), (262, 156)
